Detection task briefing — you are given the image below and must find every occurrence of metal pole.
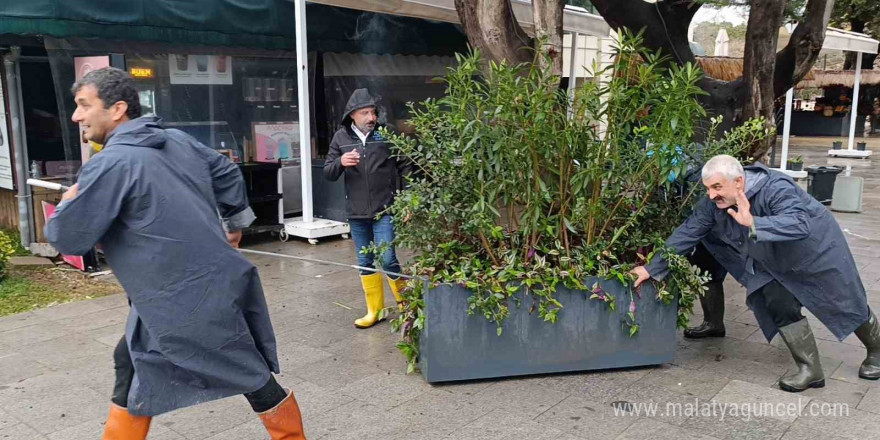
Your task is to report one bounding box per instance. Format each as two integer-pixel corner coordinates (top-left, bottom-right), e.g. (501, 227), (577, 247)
(3, 48), (33, 248)
(13, 50), (34, 243)
(847, 51), (863, 151)
(295, 0), (314, 222)
(566, 32), (579, 119)
(780, 88), (793, 170)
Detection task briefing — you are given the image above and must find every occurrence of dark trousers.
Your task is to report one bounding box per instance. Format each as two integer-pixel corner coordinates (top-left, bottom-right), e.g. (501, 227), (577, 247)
(754, 280), (806, 328)
(111, 336), (287, 413)
(688, 243), (727, 284)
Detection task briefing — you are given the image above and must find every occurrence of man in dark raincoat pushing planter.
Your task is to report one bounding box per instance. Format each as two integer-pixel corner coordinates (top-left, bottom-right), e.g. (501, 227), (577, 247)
(632, 154), (880, 392)
(46, 68), (306, 439)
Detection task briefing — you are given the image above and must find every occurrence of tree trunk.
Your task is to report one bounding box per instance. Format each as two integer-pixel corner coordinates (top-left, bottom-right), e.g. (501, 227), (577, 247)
(453, 0), (533, 66)
(533, 0), (565, 76)
(741, 0), (787, 161)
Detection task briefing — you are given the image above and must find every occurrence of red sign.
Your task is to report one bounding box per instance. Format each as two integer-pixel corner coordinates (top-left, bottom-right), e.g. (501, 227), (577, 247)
(41, 201), (86, 271)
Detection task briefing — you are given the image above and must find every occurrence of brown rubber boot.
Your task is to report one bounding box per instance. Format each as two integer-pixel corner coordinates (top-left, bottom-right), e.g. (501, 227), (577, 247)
(258, 390), (307, 440)
(102, 404), (151, 440)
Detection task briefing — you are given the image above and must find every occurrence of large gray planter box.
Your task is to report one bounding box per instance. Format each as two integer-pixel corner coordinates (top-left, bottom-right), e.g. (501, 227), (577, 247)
(419, 277), (678, 383)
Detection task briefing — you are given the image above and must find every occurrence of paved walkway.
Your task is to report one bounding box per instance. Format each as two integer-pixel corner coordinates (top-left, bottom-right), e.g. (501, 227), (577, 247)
(1, 137), (879, 439)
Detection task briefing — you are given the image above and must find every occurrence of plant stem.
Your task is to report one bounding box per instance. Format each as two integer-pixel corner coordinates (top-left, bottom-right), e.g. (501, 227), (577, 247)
(479, 229), (501, 267)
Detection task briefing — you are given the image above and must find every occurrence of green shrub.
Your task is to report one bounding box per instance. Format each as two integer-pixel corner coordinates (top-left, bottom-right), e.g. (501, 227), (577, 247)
(0, 230), (20, 278)
(380, 32), (768, 373)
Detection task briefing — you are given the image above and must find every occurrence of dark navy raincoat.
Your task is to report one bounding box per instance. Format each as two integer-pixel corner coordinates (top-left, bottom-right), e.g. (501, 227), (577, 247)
(46, 116), (279, 416)
(647, 163), (869, 342)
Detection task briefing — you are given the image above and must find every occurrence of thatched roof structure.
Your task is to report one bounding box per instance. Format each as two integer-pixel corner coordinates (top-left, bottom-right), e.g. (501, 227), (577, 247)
(695, 56), (744, 81)
(797, 70), (880, 88)
(695, 56), (817, 82)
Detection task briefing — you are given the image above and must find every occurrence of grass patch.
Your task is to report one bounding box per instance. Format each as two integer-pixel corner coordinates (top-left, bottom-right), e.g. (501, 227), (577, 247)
(0, 267), (123, 317)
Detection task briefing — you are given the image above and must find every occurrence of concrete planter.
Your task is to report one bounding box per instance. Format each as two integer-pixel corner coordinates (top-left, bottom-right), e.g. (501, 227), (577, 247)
(418, 278), (678, 383)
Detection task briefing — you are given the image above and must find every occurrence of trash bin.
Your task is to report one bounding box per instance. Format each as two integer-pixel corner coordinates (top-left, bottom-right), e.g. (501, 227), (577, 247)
(805, 166), (843, 205)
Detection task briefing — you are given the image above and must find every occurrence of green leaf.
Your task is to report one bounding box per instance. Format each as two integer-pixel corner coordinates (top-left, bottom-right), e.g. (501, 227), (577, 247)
(629, 324), (640, 337)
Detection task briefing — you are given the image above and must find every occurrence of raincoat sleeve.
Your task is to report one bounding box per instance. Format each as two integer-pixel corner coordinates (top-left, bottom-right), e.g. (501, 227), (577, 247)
(751, 180), (810, 242)
(645, 200), (716, 281)
(45, 153), (129, 256)
(324, 133), (345, 182)
(195, 144), (254, 231)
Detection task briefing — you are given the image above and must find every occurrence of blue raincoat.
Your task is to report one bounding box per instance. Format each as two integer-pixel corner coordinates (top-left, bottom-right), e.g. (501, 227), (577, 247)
(647, 162), (869, 342)
(46, 116), (279, 416)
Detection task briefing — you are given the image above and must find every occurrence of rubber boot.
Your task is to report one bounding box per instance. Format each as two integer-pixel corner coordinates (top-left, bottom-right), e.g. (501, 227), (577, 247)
(854, 311), (880, 380)
(258, 390), (306, 440)
(102, 404), (151, 440)
(387, 276), (406, 312)
(684, 282), (726, 339)
(354, 273), (385, 329)
(778, 319), (825, 392)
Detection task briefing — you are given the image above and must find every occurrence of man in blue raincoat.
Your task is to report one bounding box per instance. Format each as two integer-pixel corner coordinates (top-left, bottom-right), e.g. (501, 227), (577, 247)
(46, 68), (306, 439)
(631, 154), (880, 393)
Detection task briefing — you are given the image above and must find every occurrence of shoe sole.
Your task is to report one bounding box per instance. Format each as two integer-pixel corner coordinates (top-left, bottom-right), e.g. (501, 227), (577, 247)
(683, 331), (726, 339)
(779, 379), (825, 392)
(858, 374), (879, 380)
(354, 317), (386, 329)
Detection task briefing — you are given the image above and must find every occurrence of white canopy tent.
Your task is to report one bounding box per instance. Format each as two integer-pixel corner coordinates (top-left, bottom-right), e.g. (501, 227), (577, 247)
(778, 27), (880, 179)
(288, 0), (613, 243)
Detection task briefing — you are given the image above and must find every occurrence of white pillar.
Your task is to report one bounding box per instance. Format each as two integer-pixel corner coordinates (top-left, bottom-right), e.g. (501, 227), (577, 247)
(780, 87), (793, 170)
(295, 0), (314, 222)
(847, 51), (863, 151)
(566, 32), (579, 119)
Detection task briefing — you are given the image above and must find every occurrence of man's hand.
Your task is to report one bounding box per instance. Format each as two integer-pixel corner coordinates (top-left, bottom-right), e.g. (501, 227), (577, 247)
(340, 150), (361, 167)
(726, 190), (754, 228)
(630, 266), (651, 288)
(226, 230), (243, 248)
(61, 184), (79, 202)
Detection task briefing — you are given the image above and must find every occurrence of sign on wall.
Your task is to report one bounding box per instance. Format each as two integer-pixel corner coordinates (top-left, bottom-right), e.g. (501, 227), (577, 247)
(168, 55), (233, 85)
(253, 122), (299, 163)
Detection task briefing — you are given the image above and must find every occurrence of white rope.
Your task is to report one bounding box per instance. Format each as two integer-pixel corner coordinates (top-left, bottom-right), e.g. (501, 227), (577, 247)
(238, 248), (421, 280)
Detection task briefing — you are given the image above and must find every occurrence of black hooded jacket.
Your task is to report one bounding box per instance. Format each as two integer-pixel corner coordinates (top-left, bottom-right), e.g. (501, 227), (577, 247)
(323, 89), (411, 219)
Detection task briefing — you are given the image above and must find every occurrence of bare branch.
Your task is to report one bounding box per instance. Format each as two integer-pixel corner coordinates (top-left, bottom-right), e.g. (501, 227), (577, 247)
(773, 0), (833, 97)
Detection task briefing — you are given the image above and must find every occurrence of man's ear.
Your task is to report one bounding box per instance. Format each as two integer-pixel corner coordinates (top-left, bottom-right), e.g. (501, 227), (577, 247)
(111, 101), (129, 122)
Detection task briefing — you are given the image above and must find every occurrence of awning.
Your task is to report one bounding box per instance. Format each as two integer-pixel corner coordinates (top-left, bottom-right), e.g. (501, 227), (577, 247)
(822, 27), (879, 54)
(0, 1), (469, 55)
(311, 0), (611, 37)
(323, 52), (456, 76)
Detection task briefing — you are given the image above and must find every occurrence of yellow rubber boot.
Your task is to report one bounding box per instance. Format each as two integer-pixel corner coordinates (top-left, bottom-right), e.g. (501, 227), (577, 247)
(354, 273), (385, 329)
(387, 276), (407, 312)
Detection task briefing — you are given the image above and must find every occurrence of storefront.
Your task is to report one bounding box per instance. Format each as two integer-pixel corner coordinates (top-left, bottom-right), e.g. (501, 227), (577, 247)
(0, 0), (611, 247)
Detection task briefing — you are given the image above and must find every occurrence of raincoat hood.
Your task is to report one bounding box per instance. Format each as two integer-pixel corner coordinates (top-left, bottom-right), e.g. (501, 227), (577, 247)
(106, 116), (167, 149)
(743, 162), (772, 199)
(341, 88), (378, 124)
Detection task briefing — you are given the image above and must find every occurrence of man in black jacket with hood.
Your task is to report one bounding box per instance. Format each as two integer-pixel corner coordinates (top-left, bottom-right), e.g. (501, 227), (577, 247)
(324, 89), (411, 328)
